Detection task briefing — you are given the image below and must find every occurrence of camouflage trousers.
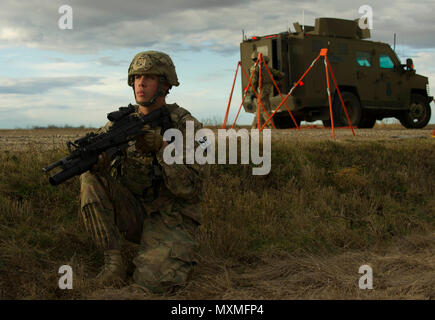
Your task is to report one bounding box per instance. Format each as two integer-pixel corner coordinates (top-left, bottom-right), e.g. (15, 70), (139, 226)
(252, 88), (274, 129)
(79, 171), (199, 293)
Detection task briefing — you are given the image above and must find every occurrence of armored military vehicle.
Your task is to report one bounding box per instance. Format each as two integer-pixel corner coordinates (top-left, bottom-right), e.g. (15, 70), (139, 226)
(240, 17), (433, 128)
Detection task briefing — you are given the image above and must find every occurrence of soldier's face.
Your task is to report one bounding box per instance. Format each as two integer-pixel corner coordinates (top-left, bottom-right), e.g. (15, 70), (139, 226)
(134, 74), (159, 105)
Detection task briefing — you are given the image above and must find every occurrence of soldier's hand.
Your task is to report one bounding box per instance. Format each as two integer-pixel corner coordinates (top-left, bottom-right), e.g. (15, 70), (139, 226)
(90, 152), (111, 175)
(135, 127), (168, 154)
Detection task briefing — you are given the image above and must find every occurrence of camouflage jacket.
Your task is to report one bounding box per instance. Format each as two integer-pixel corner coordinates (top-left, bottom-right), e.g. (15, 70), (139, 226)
(95, 103), (208, 224)
(249, 64), (285, 91)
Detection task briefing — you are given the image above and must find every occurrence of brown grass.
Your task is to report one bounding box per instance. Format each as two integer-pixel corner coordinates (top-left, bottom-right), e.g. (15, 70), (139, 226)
(0, 128), (434, 299)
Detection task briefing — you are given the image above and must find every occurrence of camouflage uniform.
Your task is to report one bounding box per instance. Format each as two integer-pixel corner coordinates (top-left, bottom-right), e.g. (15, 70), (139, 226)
(79, 51), (208, 293)
(249, 53), (285, 128)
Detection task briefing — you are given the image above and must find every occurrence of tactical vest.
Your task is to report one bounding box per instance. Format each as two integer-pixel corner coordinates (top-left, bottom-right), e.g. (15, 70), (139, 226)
(110, 103), (191, 202)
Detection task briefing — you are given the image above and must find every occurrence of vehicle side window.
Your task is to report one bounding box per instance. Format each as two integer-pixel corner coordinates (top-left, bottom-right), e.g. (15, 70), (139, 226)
(379, 54), (394, 69)
(356, 51), (372, 67)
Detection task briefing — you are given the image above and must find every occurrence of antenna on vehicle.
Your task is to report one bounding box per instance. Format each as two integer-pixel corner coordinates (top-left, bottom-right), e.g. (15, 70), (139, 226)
(393, 33), (396, 52)
(242, 29), (245, 41)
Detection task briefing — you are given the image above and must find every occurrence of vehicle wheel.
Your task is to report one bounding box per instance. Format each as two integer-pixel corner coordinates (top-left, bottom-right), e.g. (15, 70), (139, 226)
(287, 118), (301, 128)
(323, 92), (362, 127)
(273, 112), (300, 128)
(358, 117), (376, 128)
(398, 94), (432, 129)
(322, 119), (332, 127)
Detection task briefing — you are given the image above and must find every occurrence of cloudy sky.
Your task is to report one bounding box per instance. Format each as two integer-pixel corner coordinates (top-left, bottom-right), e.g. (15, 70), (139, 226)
(0, 0), (434, 128)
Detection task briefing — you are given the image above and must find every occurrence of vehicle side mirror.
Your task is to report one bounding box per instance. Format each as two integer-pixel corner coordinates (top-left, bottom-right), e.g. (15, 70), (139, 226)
(406, 58), (414, 70)
(394, 65), (403, 72)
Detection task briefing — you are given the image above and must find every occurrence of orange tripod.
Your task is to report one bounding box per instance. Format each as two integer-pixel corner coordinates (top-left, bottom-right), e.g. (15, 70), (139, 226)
(261, 48), (355, 138)
(223, 49), (355, 138)
(222, 52), (299, 131)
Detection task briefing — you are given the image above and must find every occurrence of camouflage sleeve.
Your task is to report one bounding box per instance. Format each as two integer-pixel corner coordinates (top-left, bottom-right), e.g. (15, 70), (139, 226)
(271, 68), (285, 79)
(155, 114), (209, 201)
(250, 66), (258, 89)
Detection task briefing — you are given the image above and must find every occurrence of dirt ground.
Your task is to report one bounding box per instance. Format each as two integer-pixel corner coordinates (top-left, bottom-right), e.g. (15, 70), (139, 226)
(85, 232), (434, 300)
(1, 126), (433, 300)
(1, 126), (434, 151)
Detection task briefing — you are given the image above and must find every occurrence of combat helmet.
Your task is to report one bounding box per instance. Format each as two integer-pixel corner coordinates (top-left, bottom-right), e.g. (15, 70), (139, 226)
(128, 51), (179, 106)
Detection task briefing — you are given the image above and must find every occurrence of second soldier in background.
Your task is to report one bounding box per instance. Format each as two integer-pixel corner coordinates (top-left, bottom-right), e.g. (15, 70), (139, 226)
(249, 52), (285, 129)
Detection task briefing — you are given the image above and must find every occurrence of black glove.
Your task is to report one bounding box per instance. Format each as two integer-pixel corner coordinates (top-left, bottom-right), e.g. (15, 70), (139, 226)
(135, 127), (165, 154)
(90, 152), (111, 175)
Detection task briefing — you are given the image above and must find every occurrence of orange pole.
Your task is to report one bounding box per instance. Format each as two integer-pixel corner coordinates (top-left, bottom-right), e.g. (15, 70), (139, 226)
(260, 54), (300, 130)
(240, 63), (275, 129)
(232, 62), (260, 129)
(230, 59), (274, 129)
(241, 62), (257, 93)
(231, 88), (249, 129)
(232, 77), (277, 129)
(289, 54), (322, 95)
(325, 56), (355, 136)
(222, 61), (241, 129)
(324, 57), (335, 139)
(256, 54), (277, 132)
(260, 54), (322, 132)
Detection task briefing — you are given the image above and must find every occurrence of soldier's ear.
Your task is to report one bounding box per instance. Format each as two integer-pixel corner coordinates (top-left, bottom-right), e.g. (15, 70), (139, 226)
(163, 81), (171, 95)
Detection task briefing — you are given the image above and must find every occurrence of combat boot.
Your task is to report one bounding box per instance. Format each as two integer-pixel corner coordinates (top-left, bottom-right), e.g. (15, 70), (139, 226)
(97, 249), (127, 285)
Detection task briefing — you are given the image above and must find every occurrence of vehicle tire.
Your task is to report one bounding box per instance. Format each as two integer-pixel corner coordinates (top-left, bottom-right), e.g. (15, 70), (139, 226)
(358, 117), (376, 128)
(323, 91), (362, 127)
(322, 119), (332, 127)
(398, 94), (432, 129)
(287, 118), (301, 128)
(273, 112), (300, 128)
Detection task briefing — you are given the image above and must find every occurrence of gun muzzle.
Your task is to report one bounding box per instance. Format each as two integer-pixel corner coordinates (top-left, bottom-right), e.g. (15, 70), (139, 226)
(42, 160), (63, 173)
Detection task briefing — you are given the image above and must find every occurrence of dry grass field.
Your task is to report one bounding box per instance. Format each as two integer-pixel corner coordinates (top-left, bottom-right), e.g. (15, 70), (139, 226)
(0, 124), (434, 299)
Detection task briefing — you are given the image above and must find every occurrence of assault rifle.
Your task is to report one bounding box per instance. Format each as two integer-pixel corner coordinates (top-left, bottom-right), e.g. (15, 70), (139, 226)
(43, 104), (166, 186)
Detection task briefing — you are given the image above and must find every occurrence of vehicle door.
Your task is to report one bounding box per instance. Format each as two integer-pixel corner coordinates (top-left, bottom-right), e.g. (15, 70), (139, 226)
(353, 47), (377, 106)
(375, 48), (403, 108)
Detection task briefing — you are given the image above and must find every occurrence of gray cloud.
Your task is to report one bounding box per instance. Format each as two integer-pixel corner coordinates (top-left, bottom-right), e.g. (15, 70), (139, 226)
(0, 76), (101, 94)
(98, 56), (129, 66)
(0, 0), (433, 55)
(49, 105), (74, 110)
